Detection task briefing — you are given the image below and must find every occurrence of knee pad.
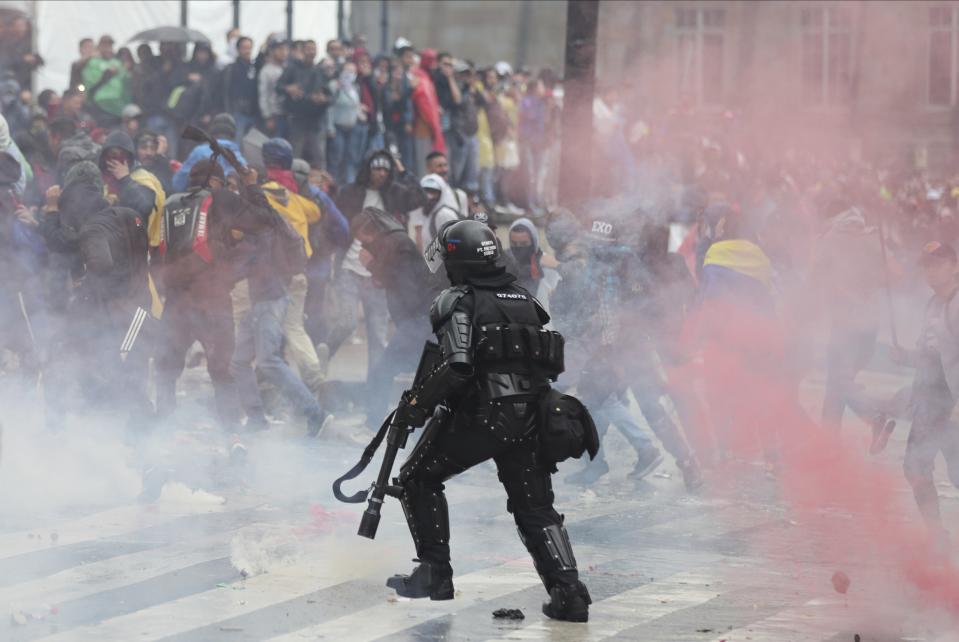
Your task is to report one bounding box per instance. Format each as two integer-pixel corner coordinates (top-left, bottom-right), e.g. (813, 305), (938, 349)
(501, 465), (555, 514)
(400, 479), (451, 555)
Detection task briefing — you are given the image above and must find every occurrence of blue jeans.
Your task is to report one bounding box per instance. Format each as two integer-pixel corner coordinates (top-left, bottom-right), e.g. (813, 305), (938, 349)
(232, 296), (324, 422)
(326, 269), (389, 377)
(478, 167), (496, 206)
(232, 112), (256, 145)
(591, 394), (655, 464)
(449, 134), (479, 193)
(365, 129), (385, 156)
(522, 144), (547, 210)
(329, 123), (368, 187)
(389, 128), (415, 174)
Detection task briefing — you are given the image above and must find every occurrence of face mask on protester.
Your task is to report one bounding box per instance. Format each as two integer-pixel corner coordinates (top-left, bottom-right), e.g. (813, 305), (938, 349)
(341, 70), (356, 85)
(511, 244), (535, 266)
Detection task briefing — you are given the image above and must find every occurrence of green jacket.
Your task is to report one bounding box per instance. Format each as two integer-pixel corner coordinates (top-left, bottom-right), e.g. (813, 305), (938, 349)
(82, 56), (130, 117)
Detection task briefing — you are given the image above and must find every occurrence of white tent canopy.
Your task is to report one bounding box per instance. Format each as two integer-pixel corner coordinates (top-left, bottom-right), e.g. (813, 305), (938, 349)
(0, 0), (342, 93)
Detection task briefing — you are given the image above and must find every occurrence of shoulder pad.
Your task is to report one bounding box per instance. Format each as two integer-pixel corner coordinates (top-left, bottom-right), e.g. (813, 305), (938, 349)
(531, 295), (551, 324)
(430, 285), (471, 329)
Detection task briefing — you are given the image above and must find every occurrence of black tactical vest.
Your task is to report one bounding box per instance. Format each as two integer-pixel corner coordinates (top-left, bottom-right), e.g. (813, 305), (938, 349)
(469, 283), (564, 382)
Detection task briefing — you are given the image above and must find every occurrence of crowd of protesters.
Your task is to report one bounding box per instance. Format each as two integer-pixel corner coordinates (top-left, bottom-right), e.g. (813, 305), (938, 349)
(4, 21), (959, 548)
(0, 26), (562, 437)
(0, 28), (560, 217)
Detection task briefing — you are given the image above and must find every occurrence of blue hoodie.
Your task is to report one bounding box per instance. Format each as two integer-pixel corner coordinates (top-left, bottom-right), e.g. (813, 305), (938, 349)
(172, 139), (248, 192)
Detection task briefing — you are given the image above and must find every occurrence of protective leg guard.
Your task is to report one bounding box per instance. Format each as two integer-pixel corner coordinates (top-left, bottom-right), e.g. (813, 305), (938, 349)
(399, 479), (451, 563)
(518, 523), (586, 595)
(386, 559), (455, 600)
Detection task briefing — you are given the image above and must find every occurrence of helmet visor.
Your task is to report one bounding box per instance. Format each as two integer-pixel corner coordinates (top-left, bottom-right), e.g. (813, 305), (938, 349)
(423, 233), (445, 273)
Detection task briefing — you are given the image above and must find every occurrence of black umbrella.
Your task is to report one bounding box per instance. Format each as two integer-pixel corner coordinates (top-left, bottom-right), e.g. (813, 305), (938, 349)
(128, 26), (210, 44)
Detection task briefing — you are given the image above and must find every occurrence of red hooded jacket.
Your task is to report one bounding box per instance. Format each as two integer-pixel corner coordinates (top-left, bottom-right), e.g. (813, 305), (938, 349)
(411, 49), (446, 154)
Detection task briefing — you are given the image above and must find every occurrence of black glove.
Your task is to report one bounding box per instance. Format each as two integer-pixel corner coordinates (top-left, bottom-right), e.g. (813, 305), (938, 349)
(394, 397), (428, 428)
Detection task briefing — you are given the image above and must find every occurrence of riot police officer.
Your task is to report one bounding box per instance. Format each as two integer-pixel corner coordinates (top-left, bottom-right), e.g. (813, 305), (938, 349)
(386, 219), (593, 622)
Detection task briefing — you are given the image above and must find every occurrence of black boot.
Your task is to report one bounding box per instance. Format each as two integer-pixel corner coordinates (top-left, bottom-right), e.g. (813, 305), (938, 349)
(677, 457), (704, 491)
(386, 560), (454, 600)
(542, 580), (591, 622)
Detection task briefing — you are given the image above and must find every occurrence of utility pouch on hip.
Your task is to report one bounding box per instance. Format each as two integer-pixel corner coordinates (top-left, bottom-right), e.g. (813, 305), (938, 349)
(537, 387), (599, 464)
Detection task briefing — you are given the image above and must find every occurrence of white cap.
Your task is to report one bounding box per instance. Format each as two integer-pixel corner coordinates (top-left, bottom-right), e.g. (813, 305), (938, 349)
(121, 104), (143, 120)
(394, 37), (413, 51)
(420, 173), (444, 192)
(494, 61), (513, 77)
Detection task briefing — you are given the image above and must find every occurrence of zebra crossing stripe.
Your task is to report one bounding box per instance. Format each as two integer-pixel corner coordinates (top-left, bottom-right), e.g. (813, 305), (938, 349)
(34, 557), (353, 642)
(264, 560), (555, 642)
(485, 570), (723, 642)
(0, 499), (247, 562)
(0, 534), (226, 612)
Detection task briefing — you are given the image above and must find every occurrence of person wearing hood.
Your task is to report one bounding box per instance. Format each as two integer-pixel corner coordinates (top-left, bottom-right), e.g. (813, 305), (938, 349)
(98, 129), (166, 256)
(335, 148), (423, 224)
(505, 217), (559, 307)
(60, 158), (154, 431)
(408, 173), (460, 251)
(134, 130), (174, 195)
(260, 138), (326, 394)
(397, 43), (445, 176)
(292, 158), (350, 351)
(328, 150), (422, 375)
(172, 113), (249, 192)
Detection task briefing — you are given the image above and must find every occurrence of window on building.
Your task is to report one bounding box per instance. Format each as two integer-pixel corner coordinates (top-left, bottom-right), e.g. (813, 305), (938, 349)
(929, 5), (958, 106)
(675, 7), (725, 106)
(800, 5), (854, 105)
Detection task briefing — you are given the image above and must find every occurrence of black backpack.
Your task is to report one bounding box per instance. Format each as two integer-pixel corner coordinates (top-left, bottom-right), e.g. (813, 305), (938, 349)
(160, 189), (214, 264)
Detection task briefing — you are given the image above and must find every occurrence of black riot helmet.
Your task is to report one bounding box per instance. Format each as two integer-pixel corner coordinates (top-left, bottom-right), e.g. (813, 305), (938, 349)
(424, 219), (501, 283)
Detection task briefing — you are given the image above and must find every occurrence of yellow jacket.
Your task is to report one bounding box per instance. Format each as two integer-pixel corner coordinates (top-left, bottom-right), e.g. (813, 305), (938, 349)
(130, 168), (166, 248)
(262, 181), (322, 257)
(104, 168), (166, 317)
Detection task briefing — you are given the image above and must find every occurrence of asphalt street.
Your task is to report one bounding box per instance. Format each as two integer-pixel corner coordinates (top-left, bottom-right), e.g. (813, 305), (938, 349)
(1, 346), (957, 641)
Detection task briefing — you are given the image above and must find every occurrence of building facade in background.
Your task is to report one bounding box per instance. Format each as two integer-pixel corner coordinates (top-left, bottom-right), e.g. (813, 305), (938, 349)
(352, 0), (959, 169)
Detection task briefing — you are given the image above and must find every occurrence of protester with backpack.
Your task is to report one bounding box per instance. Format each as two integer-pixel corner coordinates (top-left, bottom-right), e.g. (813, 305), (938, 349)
(155, 160), (245, 430)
